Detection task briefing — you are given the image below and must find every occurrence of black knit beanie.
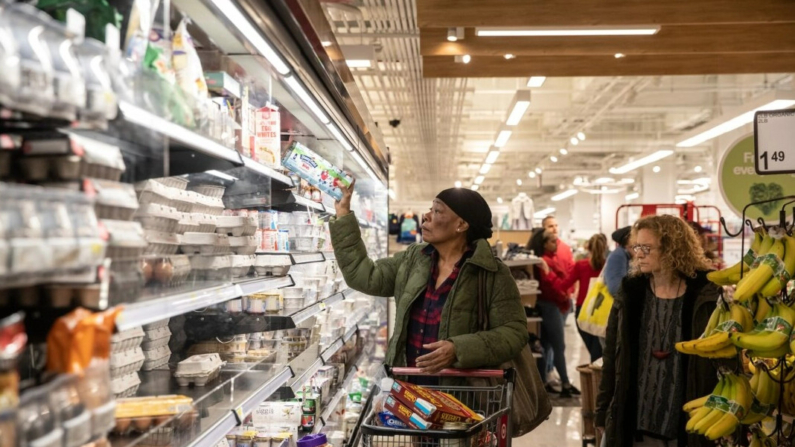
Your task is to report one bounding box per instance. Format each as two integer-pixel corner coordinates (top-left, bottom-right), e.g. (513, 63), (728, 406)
(612, 226), (632, 247)
(436, 188), (493, 241)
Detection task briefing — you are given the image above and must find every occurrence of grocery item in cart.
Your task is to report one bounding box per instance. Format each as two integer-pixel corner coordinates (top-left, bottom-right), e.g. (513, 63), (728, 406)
(391, 380), (483, 425)
(174, 353), (224, 387)
(383, 395), (432, 430)
(282, 142), (353, 201)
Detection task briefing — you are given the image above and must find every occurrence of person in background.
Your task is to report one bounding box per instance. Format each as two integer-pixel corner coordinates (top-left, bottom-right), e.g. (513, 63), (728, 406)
(529, 228), (581, 398)
(604, 226), (632, 298)
(542, 215), (574, 272)
(563, 234), (607, 362)
(596, 215), (721, 447)
(330, 182), (528, 387)
(688, 221), (721, 267)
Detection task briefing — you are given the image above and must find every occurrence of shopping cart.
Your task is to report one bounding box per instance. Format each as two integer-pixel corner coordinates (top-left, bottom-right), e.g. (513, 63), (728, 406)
(360, 367), (514, 447)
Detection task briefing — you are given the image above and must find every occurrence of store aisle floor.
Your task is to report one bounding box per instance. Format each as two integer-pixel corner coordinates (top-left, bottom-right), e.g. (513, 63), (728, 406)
(516, 313), (592, 447)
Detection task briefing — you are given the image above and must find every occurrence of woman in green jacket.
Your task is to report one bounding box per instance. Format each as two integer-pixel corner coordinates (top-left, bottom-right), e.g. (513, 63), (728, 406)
(329, 182), (528, 380)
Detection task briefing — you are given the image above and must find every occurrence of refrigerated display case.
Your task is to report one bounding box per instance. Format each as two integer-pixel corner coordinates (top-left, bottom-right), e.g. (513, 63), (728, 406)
(0, 0), (389, 446)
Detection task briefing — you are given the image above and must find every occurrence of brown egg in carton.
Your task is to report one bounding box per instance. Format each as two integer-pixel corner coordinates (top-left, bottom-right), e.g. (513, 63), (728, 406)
(43, 284), (103, 308)
(19, 134), (126, 182)
(143, 255), (191, 287)
(113, 395), (196, 436)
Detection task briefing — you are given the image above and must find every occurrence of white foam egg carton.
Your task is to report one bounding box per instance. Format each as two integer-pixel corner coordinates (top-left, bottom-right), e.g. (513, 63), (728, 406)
(174, 353), (224, 387)
(143, 230), (180, 256)
(229, 236), (258, 255)
(230, 255), (255, 278)
(141, 326), (172, 351)
(141, 345), (171, 371)
(134, 203), (180, 233)
(111, 372), (141, 398)
(110, 347), (145, 378)
(111, 326), (144, 353)
(180, 232), (219, 255)
(176, 213), (200, 234)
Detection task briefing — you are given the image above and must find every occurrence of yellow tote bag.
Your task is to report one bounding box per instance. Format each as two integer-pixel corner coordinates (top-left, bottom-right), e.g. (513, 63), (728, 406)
(577, 273), (614, 338)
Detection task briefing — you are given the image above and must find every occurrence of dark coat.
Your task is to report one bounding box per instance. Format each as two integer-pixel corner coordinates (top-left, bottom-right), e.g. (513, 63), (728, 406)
(595, 271), (724, 447)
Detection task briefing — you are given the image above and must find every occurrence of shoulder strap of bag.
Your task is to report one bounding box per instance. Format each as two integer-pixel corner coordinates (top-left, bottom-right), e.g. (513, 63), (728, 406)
(477, 269), (488, 330)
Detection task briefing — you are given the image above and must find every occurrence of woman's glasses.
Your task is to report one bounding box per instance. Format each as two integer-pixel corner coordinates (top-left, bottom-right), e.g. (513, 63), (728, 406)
(631, 244), (656, 255)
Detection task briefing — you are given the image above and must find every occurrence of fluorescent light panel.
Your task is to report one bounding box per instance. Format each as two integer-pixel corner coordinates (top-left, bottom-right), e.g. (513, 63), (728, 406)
(326, 123), (353, 151)
(485, 150), (500, 164)
(211, 0), (291, 75)
(534, 207), (556, 218)
(346, 60), (372, 68)
(479, 164), (491, 174)
(474, 176), (485, 184)
(506, 90), (532, 126)
(676, 94), (795, 148)
(476, 26), (661, 37)
(551, 189), (578, 201)
(609, 150), (674, 174)
(284, 76), (330, 124)
(625, 192), (639, 200)
(471, 184), (479, 191)
(494, 130), (512, 148)
(527, 76), (546, 88)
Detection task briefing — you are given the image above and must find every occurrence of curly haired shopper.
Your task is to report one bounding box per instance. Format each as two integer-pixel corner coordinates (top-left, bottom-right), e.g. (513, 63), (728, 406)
(329, 180), (528, 386)
(596, 215), (723, 447)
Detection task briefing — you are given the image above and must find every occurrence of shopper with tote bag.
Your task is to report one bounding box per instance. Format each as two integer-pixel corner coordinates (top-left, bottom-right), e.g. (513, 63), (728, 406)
(329, 180), (551, 437)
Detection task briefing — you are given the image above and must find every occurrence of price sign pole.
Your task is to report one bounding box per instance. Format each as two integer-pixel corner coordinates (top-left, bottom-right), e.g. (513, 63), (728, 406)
(754, 110), (795, 175)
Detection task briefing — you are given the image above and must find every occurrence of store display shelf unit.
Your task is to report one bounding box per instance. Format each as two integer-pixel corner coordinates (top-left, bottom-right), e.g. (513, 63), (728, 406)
(503, 257), (542, 268)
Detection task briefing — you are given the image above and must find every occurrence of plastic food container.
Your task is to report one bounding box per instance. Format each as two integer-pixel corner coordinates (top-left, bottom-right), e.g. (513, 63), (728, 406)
(141, 345), (171, 371)
(110, 348), (145, 379)
(174, 354), (224, 387)
(141, 326), (172, 351)
(111, 327), (145, 353)
(144, 230), (180, 256)
(113, 395), (195, 435)
(134, 203), (179, 233)
(224, 298), (243, 313)
(111, 372), (141, 399)
(230, 236), (258, 255)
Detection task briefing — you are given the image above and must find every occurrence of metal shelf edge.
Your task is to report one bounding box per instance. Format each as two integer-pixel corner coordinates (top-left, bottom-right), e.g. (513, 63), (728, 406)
(290, 252), (326, 265)
(291, 358), (324, 392)
(239, 367), (294, 416)
(242, 157), (294, 187)
(320, 338), (344, 363)
(237, 275), (295, 296)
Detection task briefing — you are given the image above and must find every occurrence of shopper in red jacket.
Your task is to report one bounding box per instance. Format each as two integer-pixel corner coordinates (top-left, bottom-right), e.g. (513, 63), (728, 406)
(566, 234), (607, 362)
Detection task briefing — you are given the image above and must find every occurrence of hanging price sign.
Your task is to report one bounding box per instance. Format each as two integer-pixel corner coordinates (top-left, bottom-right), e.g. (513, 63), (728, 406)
(754, 110), (795, 175)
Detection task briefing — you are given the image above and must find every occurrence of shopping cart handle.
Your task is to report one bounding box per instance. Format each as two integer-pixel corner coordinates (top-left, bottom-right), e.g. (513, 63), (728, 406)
(389, 367), (508, 379)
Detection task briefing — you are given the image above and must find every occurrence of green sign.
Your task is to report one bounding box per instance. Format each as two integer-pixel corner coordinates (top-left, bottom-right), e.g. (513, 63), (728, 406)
(719, 134), (795, 221)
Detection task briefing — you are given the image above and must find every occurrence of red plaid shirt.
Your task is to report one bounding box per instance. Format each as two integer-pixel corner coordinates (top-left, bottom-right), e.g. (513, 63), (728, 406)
(406, 245), (474, 368)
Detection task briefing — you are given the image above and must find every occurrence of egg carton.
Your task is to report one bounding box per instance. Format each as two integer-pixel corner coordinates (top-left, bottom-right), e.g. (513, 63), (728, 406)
(102, 220), (148, 260)
(143, 230), (180, 256)
(110, 347), (145, 378)
(111, 326), (144, 353)
(190, 255), (232, 281)
(134, 203), (180, 233)
(144, 255), (191, 286)
(255, 265), (291, 277)
(111, 372), (141, 398)
(179, 232), (219, 255)
(141, 345), (171, 371)
(194, 214), (217, 233)
(215, 216), (248, 237)
(229, 236), (258, 255)
(203, 196), (225, 216)
(230, 255), (255, 278)
(176, 213), (200, 234)
(189, 184), (226, 199)
(154, 176), (190, 190)
(174, 353), (224, 387)
(91, 179), (139, 221)
(142, 318), (170, 331)
(141, 326), (172, 351)
(134, 179), (175, 208)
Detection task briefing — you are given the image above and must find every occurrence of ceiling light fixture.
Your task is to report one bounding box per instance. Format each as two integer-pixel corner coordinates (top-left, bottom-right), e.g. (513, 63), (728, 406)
(516, 179), (523, 186)
(609, 150), (674, 174)
(321, 41), (332, 47)
(211, 0), (291, 75)
(504, 54), (515, 60)
(485, 149), (500, 164)
(551, 189), (578, 201)
(476, 26), (660, 37)
(346, 60), (372, 68)
(620, 178), (636, 184)
(614, 53), (626, 59)
(528, 171), (537, 178)
(462, 54), (471, 64)
(676, 91), (795, 148)
(534, 207), (556, 218)
(677, 177), (712, 185)
(652, 165), (661, 173)
(326, 123), (353, 151)
(694, 165), (703, 173)
(577, 132), (586, 141)
(474, 175), (485, 184)
(594, 177), (614, 184)
(471, 184), (479, 191)
(341, 44), (375, 68)
(284, 76), (330, 124)
(479, 163), (492, 174)
(505, 90), (532, 126)
(387, 188), (396, 199)
(447, 27), (457, 42)
(570, 137), (579, 145)
(454, 181), (462, 188)
(526, 76), (546, 88)
(494, 129), (513, 148)
(535, 167), (542, 174)
(559, 148), (568, 155)
(550, 156), (558, 162)
(497, 197), (503, 204)
(625, 192), (640, 201)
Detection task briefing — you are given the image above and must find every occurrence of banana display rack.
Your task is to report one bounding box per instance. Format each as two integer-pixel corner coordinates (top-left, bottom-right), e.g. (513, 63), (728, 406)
(675, 195), (795, 446)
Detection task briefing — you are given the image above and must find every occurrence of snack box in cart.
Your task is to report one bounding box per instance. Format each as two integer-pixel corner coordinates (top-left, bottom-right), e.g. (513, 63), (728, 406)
(282, 141), (353, 201)
(390, 380), (483, 425)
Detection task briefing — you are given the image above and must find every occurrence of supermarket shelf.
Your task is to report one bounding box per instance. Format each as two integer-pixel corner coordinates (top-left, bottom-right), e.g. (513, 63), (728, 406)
(183, 289), (349, 338)
(115, 275), (295, 331)
(321, 339), (345, 364)
(503, 257), (542, 268)
(291, 252), (326, 265)
(240, 156), (293, 188)
(290, 358), (323, 393)
(294, 194), (325, 212)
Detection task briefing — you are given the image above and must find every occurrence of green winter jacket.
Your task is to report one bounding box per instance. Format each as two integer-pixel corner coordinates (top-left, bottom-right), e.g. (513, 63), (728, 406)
(329, 213), (528, 369)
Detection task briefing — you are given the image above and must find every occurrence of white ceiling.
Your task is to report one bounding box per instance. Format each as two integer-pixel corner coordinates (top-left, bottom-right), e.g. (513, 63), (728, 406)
(323, 0), (794, 205)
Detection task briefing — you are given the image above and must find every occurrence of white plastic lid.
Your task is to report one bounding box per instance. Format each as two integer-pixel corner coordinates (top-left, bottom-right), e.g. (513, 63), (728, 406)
(380, 378), (394, 392)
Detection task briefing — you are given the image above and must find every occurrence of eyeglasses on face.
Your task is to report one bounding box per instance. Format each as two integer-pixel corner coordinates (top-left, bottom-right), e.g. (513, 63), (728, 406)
(631, 244), (656, 255)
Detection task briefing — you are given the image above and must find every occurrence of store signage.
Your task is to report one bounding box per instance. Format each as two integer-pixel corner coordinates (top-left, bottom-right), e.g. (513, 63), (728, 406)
(754, 110), (795, 175)
(719, 134), (795, 221)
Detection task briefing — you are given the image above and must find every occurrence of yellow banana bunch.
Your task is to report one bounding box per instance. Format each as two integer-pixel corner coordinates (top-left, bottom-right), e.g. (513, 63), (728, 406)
(754, 296), (773, 325)
(707, 230), (764, 286)
(749, 428), (777, 447)
(735, 233), (792, 302)
(730, 302), (795, 355)
(758, 233), (795, 298)
(741, 364), (779, 425)
(675, 302), (751, 358)
(685, 374), (753, 440)
(780, 367), (795, 415)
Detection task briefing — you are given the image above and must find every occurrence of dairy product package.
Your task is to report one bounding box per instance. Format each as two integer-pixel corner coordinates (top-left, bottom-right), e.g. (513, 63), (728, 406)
(282, 142), (353, 201)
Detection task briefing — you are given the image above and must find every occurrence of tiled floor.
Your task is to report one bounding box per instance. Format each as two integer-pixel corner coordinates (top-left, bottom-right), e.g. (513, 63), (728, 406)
(514, 312), (593, 447)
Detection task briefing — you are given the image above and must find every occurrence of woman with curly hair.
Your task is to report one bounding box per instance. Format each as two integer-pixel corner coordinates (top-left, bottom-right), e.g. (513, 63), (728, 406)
(596, 215), (722, 447)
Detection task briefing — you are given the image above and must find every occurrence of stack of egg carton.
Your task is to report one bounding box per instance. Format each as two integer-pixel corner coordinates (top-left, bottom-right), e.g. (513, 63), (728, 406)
(109, 326), (144, 398)
(141, 319), (172, 372)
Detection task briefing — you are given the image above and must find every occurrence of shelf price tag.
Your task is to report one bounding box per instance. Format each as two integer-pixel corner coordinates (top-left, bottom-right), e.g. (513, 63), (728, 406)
(319, 302), (327, 311)
(754, 110), (795, 175)
(232, 406), (246, 425)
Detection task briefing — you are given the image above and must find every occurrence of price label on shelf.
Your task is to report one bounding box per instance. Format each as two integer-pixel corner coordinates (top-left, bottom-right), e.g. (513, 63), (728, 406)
(754, 110), (795, 175)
